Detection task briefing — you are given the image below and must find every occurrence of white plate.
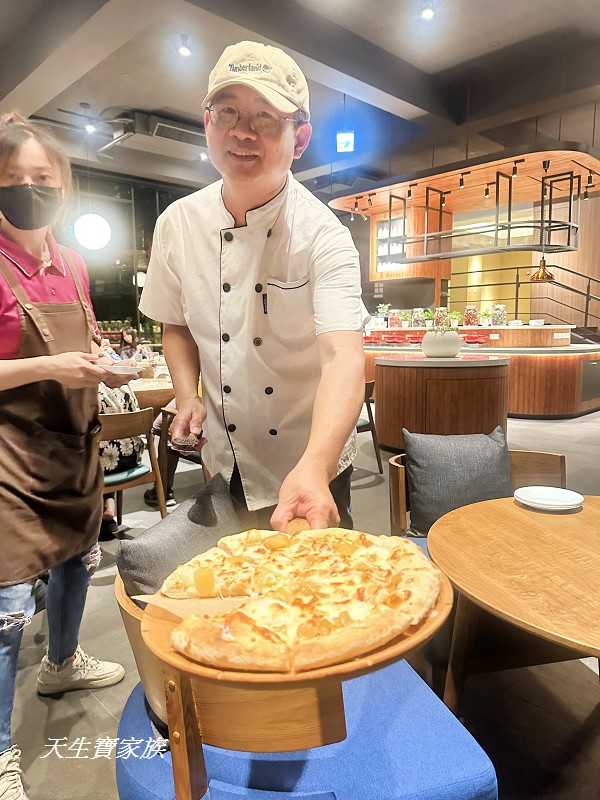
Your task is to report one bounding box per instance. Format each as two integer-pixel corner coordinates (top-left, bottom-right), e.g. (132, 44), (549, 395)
(514, 486), (584, 510)
(529, 319), (544, 326)
(507, 320), (524, 326)
(104, 364), (145, 375)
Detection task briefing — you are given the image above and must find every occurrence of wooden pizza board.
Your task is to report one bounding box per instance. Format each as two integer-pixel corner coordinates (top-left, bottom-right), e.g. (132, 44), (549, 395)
(140, 574), (454, 752)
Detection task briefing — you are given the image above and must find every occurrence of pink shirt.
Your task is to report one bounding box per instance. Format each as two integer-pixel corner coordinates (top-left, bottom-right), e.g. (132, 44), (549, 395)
(0, 232), (97, 359)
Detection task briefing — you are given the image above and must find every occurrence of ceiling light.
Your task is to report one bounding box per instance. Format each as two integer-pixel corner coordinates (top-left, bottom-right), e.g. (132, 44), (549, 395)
(407, 183), (416, 200)
(350, 211), (355, 222)
(353, 199), (359, 212)
(459, 175), (464, 189)
(420, 1), (435, 20)
(584, 188), (589, 200)
(543, 159), (550, 173)
(74, 213), (112, 250)
(360, 213), (368, 221)
(200, 153), (208, 161)
(441, 193), (446, 206)
(484, 185), (490, 199)
(178, 34), (191, 57)
(368, 194), (374, 207)
(530, 257), (555, 283)
(587, 171), (594, 188)
(512, 162), (518, 178)
(84, 123), (96, 134)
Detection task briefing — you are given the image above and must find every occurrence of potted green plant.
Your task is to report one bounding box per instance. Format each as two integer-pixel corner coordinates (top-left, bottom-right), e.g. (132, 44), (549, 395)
(423, 308), (435, 328)
(479, 308), (492, 327)
(448, 310), (461, 327)
(421, 324), (462, 358)
(400, 310), (411, 328)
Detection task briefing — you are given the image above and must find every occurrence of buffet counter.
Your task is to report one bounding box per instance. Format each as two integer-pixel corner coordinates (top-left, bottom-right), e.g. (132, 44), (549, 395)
(374, 354), (509, 449)
(364, 324), (574, 348)
(365, 343), (600, 419)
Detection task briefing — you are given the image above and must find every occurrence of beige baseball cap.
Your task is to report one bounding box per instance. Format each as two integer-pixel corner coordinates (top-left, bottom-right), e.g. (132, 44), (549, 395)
(202, 41), (310, 120)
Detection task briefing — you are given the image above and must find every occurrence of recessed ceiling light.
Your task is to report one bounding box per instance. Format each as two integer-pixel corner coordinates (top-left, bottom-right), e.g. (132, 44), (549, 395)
(420, 3), (434, 20)
(178, 34), (191, 57)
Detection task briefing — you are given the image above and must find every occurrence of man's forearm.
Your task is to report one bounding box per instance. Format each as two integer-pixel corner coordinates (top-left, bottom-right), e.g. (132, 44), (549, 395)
(162, 323), (202, 402)
(301, 332), (365, 479)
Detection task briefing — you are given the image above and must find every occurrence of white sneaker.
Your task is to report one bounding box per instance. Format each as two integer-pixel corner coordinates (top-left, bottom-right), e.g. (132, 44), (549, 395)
(0, 746), (29, 800)
(36, 646), (125, 696)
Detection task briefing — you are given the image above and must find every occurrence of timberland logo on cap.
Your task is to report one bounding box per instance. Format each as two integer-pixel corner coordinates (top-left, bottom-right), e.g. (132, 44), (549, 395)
(229, 62), (271, 74)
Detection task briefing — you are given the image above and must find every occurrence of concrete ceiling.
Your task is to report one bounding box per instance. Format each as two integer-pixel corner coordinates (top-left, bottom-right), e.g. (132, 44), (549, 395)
(0, 0), (599, 199)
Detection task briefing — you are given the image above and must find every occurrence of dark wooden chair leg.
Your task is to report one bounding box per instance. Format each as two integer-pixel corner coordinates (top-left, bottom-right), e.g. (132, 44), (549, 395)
(116, 490), (124, 526)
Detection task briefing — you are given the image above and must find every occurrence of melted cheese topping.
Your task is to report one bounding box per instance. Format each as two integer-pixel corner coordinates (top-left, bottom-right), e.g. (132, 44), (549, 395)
(165, 529), (441, 655)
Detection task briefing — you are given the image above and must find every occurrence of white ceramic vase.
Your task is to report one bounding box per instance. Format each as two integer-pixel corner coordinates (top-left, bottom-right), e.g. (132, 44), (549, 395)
(421, 329), (461, 358)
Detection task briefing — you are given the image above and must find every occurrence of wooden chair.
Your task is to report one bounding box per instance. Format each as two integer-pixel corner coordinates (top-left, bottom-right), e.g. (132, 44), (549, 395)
(356, 380), (383, 473)
(389, 448), (566, 536)
(157, 406), (210, 498)
(100, 407), (168, 523)
(388, 448), (595, 700)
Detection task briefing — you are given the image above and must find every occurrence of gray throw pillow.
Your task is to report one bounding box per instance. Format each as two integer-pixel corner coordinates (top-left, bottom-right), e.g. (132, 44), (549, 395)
(402, 426), (512, 534)
(116, 473), (241, 597)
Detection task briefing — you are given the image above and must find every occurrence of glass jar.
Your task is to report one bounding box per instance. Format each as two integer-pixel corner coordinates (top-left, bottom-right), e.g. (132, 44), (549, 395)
(411, 307), (425, 327)
(492, 304), (507, 325)
(434, 307), (448, 327)
(463, 305), (478, 326)
(387, 310), (402, 328)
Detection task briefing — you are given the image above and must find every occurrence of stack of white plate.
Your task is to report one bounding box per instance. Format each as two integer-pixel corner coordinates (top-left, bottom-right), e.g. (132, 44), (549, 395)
(507, 319), (524, 326)
(528, 319), (545, 327)
(514, 486), (584, 510)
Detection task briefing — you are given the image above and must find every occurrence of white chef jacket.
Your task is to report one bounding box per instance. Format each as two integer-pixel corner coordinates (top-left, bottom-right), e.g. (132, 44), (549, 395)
(139, 173), (365, 510)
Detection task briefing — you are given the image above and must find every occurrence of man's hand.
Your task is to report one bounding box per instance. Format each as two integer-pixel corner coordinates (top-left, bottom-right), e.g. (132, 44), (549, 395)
(270, 462), (339, 532)
(170, 396), (207, 451)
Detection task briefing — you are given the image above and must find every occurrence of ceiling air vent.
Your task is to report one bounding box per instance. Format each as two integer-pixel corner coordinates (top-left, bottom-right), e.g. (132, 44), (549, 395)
(149, 116), (207, 149)
(107, 112), (208, 161)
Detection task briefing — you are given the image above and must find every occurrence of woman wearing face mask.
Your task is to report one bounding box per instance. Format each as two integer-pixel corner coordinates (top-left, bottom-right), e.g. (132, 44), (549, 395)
(0, 113), (137, 800)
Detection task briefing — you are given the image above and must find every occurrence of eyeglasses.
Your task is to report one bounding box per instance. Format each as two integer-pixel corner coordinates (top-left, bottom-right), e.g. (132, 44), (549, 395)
(206, 104), (300, 137)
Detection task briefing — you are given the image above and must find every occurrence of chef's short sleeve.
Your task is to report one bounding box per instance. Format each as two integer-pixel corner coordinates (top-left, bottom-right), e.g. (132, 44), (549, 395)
(310, 221), (365, 335)
(139, 212), (187, 326)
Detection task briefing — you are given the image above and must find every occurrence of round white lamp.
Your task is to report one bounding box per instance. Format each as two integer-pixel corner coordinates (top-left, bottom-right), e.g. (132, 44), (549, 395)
(73, 213), (112, 250)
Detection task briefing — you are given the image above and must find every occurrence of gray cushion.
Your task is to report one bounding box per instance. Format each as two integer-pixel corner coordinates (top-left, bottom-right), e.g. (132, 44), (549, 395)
(402, 426), (512, 534)
(116, 474), (240, 597)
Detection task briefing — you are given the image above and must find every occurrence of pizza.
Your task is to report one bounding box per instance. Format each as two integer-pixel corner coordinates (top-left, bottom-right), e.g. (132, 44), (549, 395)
(161, 528), (441, 673)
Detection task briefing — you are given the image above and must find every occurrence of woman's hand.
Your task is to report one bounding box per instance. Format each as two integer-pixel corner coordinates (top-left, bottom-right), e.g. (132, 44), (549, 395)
(41, 352), (113, 388)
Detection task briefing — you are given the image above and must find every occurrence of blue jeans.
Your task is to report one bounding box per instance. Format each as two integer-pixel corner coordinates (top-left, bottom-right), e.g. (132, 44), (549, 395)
(0, 546), (100, 753)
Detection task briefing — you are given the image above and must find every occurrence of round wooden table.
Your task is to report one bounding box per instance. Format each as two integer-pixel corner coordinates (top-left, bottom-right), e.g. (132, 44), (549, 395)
(428, 495), (600, 710)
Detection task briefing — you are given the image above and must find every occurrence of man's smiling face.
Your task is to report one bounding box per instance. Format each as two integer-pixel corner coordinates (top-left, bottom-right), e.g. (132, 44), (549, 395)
(205, 84), (311, 196)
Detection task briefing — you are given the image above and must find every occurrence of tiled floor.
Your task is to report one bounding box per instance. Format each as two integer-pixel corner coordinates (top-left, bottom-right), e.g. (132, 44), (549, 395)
(13, 413), (600, 799)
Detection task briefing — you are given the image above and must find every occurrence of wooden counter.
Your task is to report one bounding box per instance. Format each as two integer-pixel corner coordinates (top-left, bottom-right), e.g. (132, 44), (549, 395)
(365, 324), (574, 348)
(366, 345), (600, 419)
(374, 355), (509, 449)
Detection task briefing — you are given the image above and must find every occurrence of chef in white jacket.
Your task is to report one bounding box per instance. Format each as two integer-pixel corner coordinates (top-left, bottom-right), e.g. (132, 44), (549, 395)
(140, 41), (365, 531)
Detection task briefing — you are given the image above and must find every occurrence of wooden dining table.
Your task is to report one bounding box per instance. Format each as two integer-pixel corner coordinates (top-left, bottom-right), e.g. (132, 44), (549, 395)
(428, 495), (600, 711)
(129, 377), (175, 418)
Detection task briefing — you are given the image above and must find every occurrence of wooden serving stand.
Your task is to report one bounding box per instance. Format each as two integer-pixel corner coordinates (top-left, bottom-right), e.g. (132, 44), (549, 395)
(140, 575), (453, 800)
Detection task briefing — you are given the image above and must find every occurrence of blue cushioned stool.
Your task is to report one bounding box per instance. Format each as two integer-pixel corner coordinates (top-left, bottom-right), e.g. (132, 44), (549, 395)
(116, 659), (497, 800)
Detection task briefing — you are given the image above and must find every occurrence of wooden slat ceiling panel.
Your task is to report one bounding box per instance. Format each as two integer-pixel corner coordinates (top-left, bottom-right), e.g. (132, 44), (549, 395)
(329, 150), (600, 217)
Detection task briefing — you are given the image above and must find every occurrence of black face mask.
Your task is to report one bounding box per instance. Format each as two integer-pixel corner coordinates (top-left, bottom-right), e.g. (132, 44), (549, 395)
(0, 184), (63, 230)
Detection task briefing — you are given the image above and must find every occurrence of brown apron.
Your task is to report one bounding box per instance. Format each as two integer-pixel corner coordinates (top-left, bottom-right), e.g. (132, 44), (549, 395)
(0, 249), (103, 586)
